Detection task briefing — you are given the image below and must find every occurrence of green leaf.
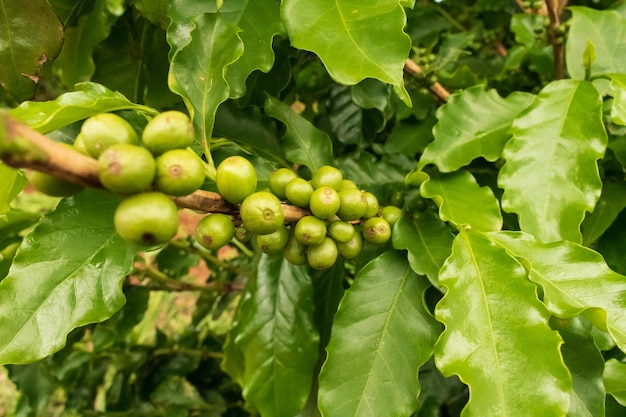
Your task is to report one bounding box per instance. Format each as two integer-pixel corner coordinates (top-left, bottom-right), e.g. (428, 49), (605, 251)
(604, 359), (626, 407)
(418, 86), (534, 172)
(281, 0), (412, 105)
(9, 82), (156, 133)
(213, 101), (285, 165)
(609, 74), (626, 126)
(0, 0), (63, 101)
(318, 251), (441, 417)
(434, 230), (571, 417)
(220, 0), (284, 98)
(597, 210), (626, 275)
(420, 170), (503, 232)
(566, 7), (626, 80)
(392, 211), (454, 287)
(335, 153), (406, 201)
(551, 316), (605, 417)
(498, 80), (606, 243)
(581, 181), (626, 246)
(234, 255), (319, 417)
(488, 231), (626, 352)
(0, 164), (26, 216)
(264, 96), (333, 171)
(0, 189), (136, 365)
(53, 0), (122, 88)
(169, 13), (244, 145)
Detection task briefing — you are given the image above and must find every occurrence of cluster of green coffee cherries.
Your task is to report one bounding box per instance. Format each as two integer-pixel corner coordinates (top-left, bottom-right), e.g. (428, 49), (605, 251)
(26, 110), (203, 246)
(25, 111), (402, 269)
(197, 160), (402, 270)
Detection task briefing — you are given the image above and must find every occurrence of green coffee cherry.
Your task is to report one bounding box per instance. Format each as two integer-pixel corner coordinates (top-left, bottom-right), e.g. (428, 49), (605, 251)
(336, 189), (367, 221)
(25, 170), (83, 197)
(142, 111), (195, 155)
(311, 165), (343, 191)
(337, 232), (363, 260)
(340, 179), (358, 190)
(98, 144), (156, 194)
(234, 226), (252, 243)
(256, 224), (289, 254)
(362, 217), (391, 245)
(114, 192), (178, 246)
(216, 156), (257, 204)
(309, 186), (340, 219)
(269, 168), (298, 200)
(195, 213), (235, 251)
(285, 177), (314, 207)
(363, 191), (380, 218)
(284, 232), (307, 265)
(239, 191), (284, 235)
(81, 113), (139, 158)
(307, 237), (338, 270)
(155, 149), (205, 196)
(381, 206), (402, 227)
(294, 216), (327, 246)
(328, 220), (355, 243)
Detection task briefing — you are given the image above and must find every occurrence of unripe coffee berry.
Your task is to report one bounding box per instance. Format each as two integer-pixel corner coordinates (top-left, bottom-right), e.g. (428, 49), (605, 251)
(269, 168), (298, 200)
(311, 165), (343, 191)
(362, 217), (391, 245)
(216, 156), (257, 204)
(142, 111), (195, 155)
(285, 178), (314, 207)
(294, 216), (327, 246)
(155, 149), (205, 196)
(98, 144), (155, 194)
(309, 186), (340, 219)
(239, 191), (284, 235)
(307, 237), (338, 270)
(114, 192), (178, 246)
(195, 213), (235, 251)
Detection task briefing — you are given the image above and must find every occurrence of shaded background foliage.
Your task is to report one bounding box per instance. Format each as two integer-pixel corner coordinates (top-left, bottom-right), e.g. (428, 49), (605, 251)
(2, 0), (626, 416)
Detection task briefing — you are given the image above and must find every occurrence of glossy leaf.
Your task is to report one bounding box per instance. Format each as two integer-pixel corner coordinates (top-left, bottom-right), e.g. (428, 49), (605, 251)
(234, 255), (319, 417)
(581, 181), (626, 246)
(596, 210), (626, 275)
(604, 359), (626, 407)
(335, 153), (405, 200)
(318, 251), (441, 417)
(0, 164), (26, 216)
(53, 0), (122, 88)
(392, 211), (454, 287)
(0, 189), (136, 364)
(282, 0), (411, 104)
(418, 86), (534, 172)
(264, 96), (333, 171)
(610, 74), (626, 126)
(169, 13), (244, 144)
(566, 7), (626, 80)
(220, 0), (284, 98)
(9, 82), (156, 133)
(551, 316), (605, 417)
(498, 80), (606, 243)
(488, 231), (626, 352)
(0, 0), (63, 101)
(214, 101), (285, 165)
(420, 170), (503, 232)
(434, 230), (571, 417)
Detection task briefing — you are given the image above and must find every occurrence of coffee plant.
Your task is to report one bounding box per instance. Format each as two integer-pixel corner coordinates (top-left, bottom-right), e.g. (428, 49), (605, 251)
(3, 0), (626, 416)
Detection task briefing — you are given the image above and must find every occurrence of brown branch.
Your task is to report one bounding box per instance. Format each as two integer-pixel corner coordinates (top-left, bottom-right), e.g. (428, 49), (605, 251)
(0, 113), (101, 188)
(0, 112), (312, 223)
(404, 59), (450, 102)
(545, 0), (567, 80)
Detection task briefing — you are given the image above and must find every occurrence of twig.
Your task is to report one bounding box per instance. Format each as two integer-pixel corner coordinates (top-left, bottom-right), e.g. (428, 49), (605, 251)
(132, 262), (245, 292)
(404, 59), (450, 102)
(545, 0), (567, 80)
(0, 112), (312, 223)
